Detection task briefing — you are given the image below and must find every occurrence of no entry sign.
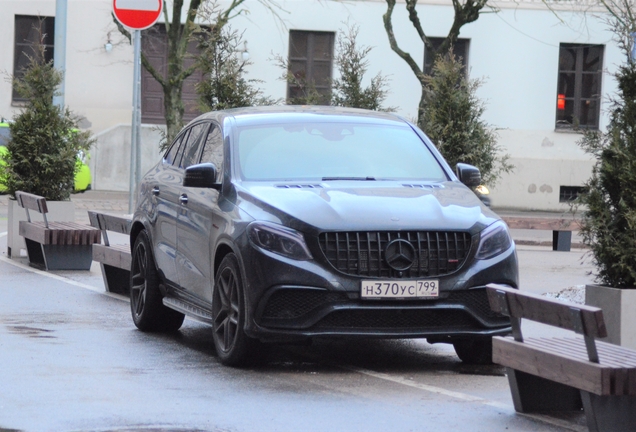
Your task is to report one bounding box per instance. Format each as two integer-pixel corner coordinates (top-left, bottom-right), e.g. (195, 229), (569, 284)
(113, 0), (162, 30)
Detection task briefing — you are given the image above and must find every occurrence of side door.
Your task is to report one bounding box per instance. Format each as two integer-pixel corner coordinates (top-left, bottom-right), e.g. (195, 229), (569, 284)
(177, 123), (225, 304)
(149, 128), (190, 285)
(174, 122), (211, 301)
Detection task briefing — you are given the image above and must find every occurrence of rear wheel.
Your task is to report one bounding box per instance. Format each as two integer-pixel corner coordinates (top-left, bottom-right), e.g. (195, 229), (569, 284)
(130, 230), (185, 332)
(453, 337), (493, 365)
(212, 253), (260, 366)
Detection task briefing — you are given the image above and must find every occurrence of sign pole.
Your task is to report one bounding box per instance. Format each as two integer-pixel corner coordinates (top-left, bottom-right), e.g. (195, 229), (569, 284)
(128, 29), (141, 213)
(53, 0), (67, 108)
(113, 0), (162, 213)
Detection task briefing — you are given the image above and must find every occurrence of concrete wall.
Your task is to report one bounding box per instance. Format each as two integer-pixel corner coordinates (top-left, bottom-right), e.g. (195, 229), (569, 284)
(90, 124), (164, 192)
(0, 0), (623, 210)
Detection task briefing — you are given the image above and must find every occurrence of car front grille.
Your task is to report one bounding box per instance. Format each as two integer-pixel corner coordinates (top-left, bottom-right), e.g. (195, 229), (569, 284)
(319, 231), (473, 278)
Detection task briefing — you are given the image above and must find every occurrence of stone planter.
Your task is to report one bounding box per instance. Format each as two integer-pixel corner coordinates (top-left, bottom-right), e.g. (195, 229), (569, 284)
(585, 284), (636, 350)
(7, 198), (75, 258)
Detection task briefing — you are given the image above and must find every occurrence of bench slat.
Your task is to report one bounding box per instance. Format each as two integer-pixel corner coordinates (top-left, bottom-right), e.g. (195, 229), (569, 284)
(493, 337), (614, 395)
(538, 338), (636, 367)
(19, 221), (101, 246)
(93, 244), (131, 270)
(486, 284), (607, 338)
(501, 216), (578, 231)
(87, 211), (132, 235)
(15, 191), (48, 214)
(497, 337), (636, 396)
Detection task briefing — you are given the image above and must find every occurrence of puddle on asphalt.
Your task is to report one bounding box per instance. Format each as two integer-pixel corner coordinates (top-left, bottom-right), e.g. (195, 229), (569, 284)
(6, 325), (56, 338)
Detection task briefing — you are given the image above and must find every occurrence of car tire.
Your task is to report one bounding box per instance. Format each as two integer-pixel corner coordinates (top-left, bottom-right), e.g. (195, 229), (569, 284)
(130, 230), (185, 332)
(212, 253), (260, 366)
(452, 337), (493, 365)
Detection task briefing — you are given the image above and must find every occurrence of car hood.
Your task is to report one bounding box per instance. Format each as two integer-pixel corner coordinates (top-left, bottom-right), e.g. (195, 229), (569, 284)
(235, 181), (499, 234)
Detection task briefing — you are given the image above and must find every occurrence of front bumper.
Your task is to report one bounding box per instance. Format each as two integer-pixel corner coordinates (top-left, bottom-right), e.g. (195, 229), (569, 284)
(240, 237), (518, 341)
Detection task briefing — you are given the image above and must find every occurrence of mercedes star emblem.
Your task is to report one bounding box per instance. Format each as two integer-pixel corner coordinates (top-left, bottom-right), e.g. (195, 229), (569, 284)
(384, 239), (416, 271)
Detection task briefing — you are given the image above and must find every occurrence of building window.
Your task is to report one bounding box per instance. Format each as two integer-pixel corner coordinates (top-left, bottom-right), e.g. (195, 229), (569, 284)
(141, 25), (203, 124)
(556, 44), (604, 130)
(287, 30), (334, 105)
(424, 38), (469, 76)
(559, 186), (585, 203)
(13, 15), (55, 102)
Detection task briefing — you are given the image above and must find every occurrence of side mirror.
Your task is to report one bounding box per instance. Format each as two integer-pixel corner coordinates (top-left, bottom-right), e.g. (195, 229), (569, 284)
(183, 163), (221, 190)
(456, 163), (481, 188)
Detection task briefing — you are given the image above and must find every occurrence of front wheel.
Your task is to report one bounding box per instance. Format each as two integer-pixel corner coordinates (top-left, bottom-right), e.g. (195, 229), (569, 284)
(452, 337), (493, 365)
(212, 253), (260, 366)
(130, 230), (185, 332)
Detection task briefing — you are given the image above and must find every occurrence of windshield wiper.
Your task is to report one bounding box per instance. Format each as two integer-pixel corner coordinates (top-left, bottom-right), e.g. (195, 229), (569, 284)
(322, 176), (376, 181)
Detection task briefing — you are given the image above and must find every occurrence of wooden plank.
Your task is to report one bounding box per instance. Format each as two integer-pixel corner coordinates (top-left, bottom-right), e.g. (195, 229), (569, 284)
(502, 216), (579, 231)
(493, 337), (612, 395)
(92, 244), (131, 269)
(15, 191), (48, 214)
(487, 284), (607, 338)
(20, 221), (101, 246)
(87, 211), (132, 235)
(18, 221), (48, 244)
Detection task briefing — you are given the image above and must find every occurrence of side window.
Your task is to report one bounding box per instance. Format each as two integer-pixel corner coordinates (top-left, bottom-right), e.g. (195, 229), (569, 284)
(556, 43), (604, 130)
(179, 123), (208, 169)
(164, 130), (189, 166)
(200, 125), (224, 181)
(423, 38), (469, 76)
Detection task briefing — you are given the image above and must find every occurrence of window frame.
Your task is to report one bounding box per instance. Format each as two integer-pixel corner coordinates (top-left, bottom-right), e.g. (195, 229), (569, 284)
(287, 30), (335, 105)
(423, 38), (470, 76)
(555, 43), (604, 131)
(13, 15), (55, 102)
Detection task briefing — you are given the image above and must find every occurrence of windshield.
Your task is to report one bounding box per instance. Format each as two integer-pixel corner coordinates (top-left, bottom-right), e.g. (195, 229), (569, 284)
(235, 122), (447, 182)
(0, 127), (9, 147)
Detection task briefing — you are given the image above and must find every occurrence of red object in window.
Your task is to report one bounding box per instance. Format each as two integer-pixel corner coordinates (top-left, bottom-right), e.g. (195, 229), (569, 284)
(557, 94), (566, 110)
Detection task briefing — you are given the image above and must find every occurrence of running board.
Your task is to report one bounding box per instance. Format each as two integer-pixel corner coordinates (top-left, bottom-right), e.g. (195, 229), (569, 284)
(163, 297), (213, 324)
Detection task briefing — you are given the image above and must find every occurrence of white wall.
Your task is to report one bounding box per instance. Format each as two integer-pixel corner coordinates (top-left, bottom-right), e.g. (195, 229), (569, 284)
(0, 0), (624, 210)
(0, 0), (133, 132)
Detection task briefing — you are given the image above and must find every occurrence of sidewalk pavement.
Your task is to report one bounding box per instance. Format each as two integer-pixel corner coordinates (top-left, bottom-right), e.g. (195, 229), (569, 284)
(0, 190), (586, 247)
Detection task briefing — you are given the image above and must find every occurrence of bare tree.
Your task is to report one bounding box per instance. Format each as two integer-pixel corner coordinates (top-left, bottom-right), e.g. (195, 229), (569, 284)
(382, 0), (491, 127)
(114, 0), (280, 146)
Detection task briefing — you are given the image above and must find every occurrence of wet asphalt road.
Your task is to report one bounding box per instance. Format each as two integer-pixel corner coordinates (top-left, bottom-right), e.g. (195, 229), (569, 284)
(0, 248), (591, 432)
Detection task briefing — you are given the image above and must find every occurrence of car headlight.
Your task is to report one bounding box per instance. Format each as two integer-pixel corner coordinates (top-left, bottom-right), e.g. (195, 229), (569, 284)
(476, 220), (512, 260)
(247, 221), (313, 261)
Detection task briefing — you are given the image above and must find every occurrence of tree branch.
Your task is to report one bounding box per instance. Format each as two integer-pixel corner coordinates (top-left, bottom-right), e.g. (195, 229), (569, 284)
(383, 0), (425, 84)
(111, 12), (166, 88)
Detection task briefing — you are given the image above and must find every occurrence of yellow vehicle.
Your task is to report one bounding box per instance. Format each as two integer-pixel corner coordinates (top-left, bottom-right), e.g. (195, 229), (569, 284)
(0, 121), (92, 193)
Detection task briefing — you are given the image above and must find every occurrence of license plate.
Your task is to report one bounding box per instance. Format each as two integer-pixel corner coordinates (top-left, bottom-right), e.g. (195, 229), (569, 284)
(361, 280), (439, 299)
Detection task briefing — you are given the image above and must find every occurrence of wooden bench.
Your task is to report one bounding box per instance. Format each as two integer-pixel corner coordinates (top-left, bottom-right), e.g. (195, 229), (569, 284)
(486, 284), (636, 432)
(501, 216), (578, 251)
(15, 191), (101, 270)
(88, 211), (132, 296)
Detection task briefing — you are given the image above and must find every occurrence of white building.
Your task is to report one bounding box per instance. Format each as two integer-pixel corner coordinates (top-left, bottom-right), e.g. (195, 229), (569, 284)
(0, 0), (621, 210)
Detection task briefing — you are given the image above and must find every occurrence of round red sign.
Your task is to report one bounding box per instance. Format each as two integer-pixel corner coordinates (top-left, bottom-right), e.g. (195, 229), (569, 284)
(113, 0), (163, 30)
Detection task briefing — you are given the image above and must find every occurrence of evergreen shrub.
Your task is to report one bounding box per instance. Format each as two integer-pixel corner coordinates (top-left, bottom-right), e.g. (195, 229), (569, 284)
(1, 38), (92, 201)
(577, 51), (636, 288)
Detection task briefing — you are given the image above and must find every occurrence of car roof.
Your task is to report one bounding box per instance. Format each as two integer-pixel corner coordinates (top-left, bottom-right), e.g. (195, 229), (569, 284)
(189, 106), (410, 128)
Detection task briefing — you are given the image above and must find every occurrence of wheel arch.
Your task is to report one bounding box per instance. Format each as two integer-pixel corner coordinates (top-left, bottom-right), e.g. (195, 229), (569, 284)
(129, 221), (146, 250)
(214, 242), (236, 278)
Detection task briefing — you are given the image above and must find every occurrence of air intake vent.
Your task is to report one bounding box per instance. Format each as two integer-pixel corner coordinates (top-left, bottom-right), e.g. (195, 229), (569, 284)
(275, 184), (323, 189)
(402, 184), (444, 189)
